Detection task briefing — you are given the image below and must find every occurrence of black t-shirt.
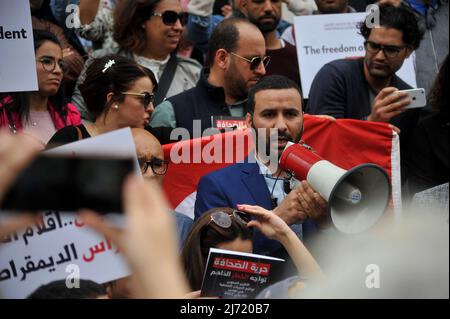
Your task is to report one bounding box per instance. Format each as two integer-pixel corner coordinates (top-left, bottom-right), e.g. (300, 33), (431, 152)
(46, 125), (91, 149)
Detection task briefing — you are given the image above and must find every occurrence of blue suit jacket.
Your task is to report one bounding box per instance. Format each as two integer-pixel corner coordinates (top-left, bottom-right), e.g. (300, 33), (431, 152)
(195, 159), (317, 256)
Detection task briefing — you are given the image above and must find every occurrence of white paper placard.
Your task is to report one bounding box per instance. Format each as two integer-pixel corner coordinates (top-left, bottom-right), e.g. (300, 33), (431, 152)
(0, 0), (38, 92)
(0, 128), (141, 298)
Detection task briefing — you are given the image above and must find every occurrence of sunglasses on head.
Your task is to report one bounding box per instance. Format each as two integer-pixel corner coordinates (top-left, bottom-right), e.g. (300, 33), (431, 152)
(152, 10), (187, 26)
(207, 210), (252, 229)
(230, 52), (271, 71)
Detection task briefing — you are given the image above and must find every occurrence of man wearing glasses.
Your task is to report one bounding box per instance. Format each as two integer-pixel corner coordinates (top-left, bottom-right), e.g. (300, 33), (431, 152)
(242, 0), (302, 86)
(131, 128), (193, 247)
(150, 18), (268, 140)
(306, 5), (424, 183)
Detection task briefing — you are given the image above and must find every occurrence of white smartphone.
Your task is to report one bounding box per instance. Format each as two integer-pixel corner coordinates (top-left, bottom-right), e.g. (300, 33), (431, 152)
(392, 88), (427, 109)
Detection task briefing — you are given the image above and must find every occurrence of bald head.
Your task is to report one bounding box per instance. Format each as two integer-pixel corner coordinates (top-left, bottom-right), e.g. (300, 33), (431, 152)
(207, 17), (263, 66)
(131, 128), (165, 184)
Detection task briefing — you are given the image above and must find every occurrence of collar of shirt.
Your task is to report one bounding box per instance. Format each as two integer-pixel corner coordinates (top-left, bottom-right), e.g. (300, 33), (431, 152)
(133, 54), (170, 81)
(255, 154), (287, 203)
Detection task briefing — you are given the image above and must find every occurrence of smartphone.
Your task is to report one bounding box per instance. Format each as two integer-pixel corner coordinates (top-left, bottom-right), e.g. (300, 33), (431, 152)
(393, 88), (427, 109)
(1, 154), (134, 213)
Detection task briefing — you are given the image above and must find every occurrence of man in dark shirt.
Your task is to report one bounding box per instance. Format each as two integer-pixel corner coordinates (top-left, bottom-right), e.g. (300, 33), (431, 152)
(307, 5), (424, 183)
(150, 18), (267, 141)
(243, 0), (301, 86)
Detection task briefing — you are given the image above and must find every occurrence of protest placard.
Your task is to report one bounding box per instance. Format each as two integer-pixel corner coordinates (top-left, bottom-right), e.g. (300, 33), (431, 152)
(0, 128), (139, 298)
(0, 0), (38, 92)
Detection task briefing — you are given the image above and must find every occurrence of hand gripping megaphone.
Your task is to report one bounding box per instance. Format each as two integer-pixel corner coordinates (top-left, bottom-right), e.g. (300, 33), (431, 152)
(279, 142), (391, 234)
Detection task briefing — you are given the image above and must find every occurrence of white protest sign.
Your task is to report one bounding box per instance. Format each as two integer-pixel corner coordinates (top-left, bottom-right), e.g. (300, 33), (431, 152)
(0, 0), (38, 92)
(0, 128), (140, 298)
(294, 13), (417, 98)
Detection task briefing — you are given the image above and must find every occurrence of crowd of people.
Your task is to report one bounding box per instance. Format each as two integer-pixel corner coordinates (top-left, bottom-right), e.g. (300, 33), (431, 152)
(0, 0), (448, 299)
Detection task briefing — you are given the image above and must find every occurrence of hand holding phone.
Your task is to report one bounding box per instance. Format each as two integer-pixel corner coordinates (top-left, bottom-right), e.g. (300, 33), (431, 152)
(391, 88), (426, 109)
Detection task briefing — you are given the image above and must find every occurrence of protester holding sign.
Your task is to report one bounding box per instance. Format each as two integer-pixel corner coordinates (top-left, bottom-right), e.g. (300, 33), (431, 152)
(181, 205), (322, 294)
(0, 30), (81, 147)
(306, 5), (424, 183)
(47, 55), (157, 147)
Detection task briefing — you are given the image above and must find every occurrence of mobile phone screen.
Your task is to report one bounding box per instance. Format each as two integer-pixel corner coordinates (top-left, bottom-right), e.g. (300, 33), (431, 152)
(1, 155), (134, 213)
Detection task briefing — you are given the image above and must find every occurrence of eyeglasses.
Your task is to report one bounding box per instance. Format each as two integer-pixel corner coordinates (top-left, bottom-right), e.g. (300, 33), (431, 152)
(364, 40), (408, 58)
(37, 56), (67, 73)
(138, 157), (169, 175)
(152, 11), (187, 26)
(207, 210), (251, 229)
(121, 92), (154, 107)
(230, 52), (271, 71)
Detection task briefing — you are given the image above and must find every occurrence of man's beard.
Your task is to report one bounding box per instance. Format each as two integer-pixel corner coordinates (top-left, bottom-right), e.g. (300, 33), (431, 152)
(224, 62), (250, 101)
(251, 123), (303, 159)
(366, 59), (396, 79)
(248, 14), (280, 34)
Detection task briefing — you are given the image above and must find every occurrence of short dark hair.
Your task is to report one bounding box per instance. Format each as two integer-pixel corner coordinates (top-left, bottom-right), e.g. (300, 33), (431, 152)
(79, 54), (158, 119)
(27, 279), (106, 299)
(247, 75), (303, 114)
(359, 5), (423, 50)
(207, 17), (251, 67)
(113, 0), (162, 53)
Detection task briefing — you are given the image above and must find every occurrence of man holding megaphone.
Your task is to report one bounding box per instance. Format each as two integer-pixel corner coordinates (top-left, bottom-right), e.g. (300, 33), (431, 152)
(195, 75), (333, 261)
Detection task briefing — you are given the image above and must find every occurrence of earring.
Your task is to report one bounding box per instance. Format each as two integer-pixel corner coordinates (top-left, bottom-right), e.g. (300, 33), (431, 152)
(113, 104), (119, 110)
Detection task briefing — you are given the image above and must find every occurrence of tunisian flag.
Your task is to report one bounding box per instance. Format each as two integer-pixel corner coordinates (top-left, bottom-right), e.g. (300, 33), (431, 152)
(162, 115), (401, 219)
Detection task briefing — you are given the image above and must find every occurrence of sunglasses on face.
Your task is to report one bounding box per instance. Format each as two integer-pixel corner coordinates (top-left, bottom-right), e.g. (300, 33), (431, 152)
(121, 92), (154, 107)
(230, 52), (271, 71)
(138, 157), (169, 175)
(152, 10), (187, 26)
(37, 56), (67, 73)
(364, 40), (407, 58)
(207, 210), (252, 229)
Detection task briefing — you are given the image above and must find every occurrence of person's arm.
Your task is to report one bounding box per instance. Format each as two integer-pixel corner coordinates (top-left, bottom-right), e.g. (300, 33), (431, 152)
(0, 132), (42, 238)
(237, 204), (323, 280)
(282, 0), (317, 16)
(306, 64), (348, 119)
(80, 177), (190, 299)
(75, 0), (113, 43)
(271, 180), (330, 229)
(186, 0), (216, 53)
(78, 0), (101, 25)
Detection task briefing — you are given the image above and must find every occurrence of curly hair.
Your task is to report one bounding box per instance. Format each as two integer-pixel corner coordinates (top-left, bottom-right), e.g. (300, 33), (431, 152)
(359, 5), (424, 50)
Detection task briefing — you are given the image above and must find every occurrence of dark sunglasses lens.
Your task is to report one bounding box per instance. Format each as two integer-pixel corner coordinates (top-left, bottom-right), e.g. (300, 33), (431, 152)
(143, 93), (154, 106)
(250, 57), (262, 70)
(234, 211), (251, 224)
(162, 11), (185, 25)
